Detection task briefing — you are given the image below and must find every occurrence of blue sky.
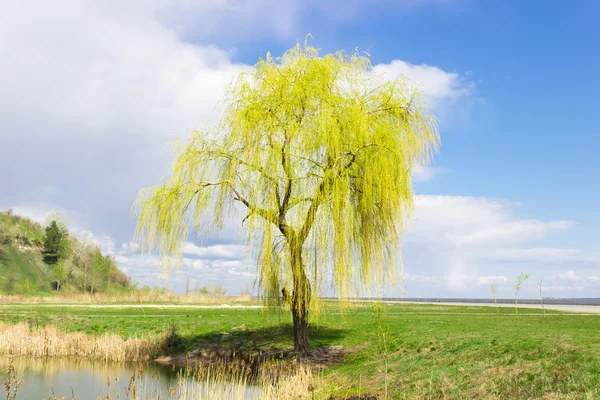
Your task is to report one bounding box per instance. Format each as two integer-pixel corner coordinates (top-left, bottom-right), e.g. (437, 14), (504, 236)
(1, 0), (598, 298)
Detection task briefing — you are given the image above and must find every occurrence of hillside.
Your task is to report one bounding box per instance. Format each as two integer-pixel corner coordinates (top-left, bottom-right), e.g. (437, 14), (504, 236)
(0, 210), (133, 295)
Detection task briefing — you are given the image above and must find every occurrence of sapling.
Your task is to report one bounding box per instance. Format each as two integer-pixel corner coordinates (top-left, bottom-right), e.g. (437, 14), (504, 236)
(372, 302), (390, 400)
(514, 272), (530, 314)
(490, 284), (499, 313)
(2, 360), (23, 400)
(538, 278), (545, 317)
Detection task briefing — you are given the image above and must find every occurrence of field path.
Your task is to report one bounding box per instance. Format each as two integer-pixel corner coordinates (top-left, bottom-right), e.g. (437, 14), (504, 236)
(1, 303), (263, 309)
(393, 301), (600, 314)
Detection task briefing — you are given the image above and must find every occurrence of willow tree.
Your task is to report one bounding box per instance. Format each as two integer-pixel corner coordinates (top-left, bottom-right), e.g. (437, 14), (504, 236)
(135, 43), (439, 352)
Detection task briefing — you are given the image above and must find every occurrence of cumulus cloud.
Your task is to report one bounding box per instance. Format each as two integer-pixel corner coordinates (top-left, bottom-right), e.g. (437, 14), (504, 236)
(401, 195), (599, 297)
(551, 270), (583, 282)
(0, 0), (474, 243)
(183, 243), (248, 259)
(373, 60), (473, 100)
(407, 196), (574, 248)
(411, 166), (449, 182)
(119, 241), (140, 255)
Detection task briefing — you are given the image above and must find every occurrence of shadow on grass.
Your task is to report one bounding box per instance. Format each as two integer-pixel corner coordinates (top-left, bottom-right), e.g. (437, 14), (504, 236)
(180, 323), (346, 353)
(161, 324), (349, 368)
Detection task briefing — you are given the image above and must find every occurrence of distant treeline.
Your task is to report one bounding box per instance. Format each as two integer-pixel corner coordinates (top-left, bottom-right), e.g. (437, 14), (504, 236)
(0, 209), (132, 295)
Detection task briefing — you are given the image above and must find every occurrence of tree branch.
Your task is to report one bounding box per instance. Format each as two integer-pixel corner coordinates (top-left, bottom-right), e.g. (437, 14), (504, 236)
(228, 183), (279, 227)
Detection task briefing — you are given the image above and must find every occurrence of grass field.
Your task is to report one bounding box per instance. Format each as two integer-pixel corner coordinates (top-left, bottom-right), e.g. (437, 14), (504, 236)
(1, 301), (600, 399)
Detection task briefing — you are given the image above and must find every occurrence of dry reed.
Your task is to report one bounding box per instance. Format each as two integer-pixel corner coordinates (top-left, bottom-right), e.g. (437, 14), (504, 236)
(0, 293), (253, 305)
(0, 322), (169, 362)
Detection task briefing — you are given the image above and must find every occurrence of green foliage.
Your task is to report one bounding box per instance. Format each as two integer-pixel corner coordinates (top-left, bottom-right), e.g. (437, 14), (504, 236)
(87, 249), (112, 293)
(43, 220), (70, 264)
(514, 272), (530, 314)
(198, 283), (228, 297)
(134, 42), (439, 346)
(3, 273), (17, 294)
(0, 210), (132, 295)
(0, 210), (45, 248)
(152, 285), (168, 295)
(198, 286), (209, 296)
(0, 245), (51, 294)
(52, 262), (67, 292)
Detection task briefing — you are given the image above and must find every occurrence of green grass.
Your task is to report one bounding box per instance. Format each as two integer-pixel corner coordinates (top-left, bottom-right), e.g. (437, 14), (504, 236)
(2, 302), (600, 399)
(0, 245), (52, 294)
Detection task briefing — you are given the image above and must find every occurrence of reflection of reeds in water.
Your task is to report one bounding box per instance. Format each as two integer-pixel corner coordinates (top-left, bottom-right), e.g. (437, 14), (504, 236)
(101, 361), (316, 400)
(0, 322), (169, 362)
(2, 358), (316, 400)
(0, 356), (169, 381)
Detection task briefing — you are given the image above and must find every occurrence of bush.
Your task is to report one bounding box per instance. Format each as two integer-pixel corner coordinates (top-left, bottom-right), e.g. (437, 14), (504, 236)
(3, 274), (17, 294)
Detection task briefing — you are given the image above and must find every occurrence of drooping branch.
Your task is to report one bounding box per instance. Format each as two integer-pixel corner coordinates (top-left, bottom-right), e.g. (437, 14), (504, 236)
(227, 182), (279, 227)
(202, 149), (279, 187)
(135, 43), (439, 332)
(279, 132), (294, 216)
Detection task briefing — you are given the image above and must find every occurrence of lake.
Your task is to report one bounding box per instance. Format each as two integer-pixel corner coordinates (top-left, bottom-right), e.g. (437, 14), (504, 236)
(0, 357), (261, 399)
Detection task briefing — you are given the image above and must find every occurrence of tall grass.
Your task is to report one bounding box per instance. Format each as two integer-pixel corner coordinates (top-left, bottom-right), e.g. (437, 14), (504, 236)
(0, 322), (172, 362)
(1, 361), (22, 400)
(0, 292), (253, 305)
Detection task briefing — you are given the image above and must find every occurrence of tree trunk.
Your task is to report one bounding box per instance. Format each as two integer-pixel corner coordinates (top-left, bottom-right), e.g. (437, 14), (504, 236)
(290, 243), (311, 352)
(84, 262), (88, 293)
(292, 304), (310, 352)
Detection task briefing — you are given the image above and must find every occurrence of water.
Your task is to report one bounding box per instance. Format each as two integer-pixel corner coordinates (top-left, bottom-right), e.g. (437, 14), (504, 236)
(0, 357), (261, 399)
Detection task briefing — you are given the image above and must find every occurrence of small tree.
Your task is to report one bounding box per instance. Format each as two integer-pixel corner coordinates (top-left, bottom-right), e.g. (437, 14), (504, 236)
(52, 262), (67, 292)
(538, 278), (545, 317)
(134, 43), (439, 351)
(490, 284), (498, 313)
(72, 233), (94, 292)
(198, 286), (210, 296)
(3, 274), (17, 294)
(88, 249), (110, 293)
(43, 220), (69, 264)
(211, 283), (228, 297)
(514, 272), (530, 314)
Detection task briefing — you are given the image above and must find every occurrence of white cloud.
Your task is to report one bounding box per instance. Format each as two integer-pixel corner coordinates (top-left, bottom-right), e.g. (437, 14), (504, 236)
(372, 60), (473, 101)
(408, 196), (575, 248)
(0, 3), (250, 141)
(228, 268), (256, 278)
(119, 241), (140, 255)
(403, 273), (438, 282)
(477, 276), (508, 286)
(182, 258), (209, 270)
(182, 243), (247, 259)
(551, 270), (583, 282)
(8, 204), (81, 228)
(411, 165), (448, 182)
(402, 195), (600, 296)
(87, 233), (116, 255)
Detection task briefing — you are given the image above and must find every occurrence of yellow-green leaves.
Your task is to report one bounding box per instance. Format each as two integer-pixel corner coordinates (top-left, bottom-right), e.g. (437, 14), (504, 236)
(134, 42), (439, 311)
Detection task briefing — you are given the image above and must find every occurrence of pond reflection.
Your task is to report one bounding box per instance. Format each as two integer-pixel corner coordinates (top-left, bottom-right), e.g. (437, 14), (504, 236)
(0, 357), (260, 399)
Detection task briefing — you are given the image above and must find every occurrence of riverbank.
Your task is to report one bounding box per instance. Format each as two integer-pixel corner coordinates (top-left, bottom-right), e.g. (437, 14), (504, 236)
(2, 302), (600, 398)
(0, 321), (172, 361)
